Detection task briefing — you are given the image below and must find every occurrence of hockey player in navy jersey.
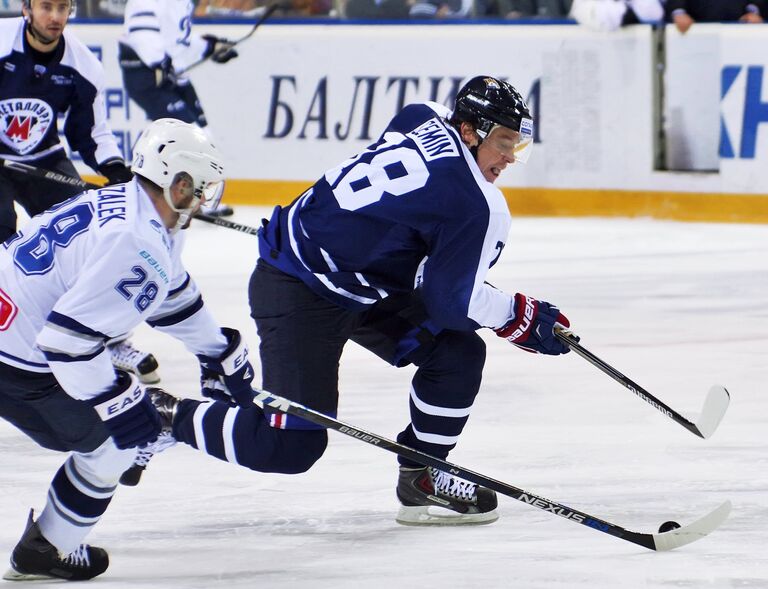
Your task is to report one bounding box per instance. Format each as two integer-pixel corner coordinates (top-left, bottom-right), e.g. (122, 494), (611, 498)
(118, 0), (238, 217)
(0, 0), (133, 241)
(0, 118), (256, 580)
(133, 76), (572, 526)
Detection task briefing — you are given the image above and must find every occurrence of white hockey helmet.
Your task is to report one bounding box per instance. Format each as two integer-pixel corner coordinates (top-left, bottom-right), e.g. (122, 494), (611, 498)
(131, 119), (225, 233)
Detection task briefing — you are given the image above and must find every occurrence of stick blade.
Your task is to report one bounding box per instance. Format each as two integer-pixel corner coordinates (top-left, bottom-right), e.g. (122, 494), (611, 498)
(695, 385), (730, 439)
(652, 500), (731, 551)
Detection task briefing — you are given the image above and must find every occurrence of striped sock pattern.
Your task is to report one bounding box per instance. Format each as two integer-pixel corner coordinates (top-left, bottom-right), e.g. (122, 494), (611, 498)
(37, 457), (117, 554)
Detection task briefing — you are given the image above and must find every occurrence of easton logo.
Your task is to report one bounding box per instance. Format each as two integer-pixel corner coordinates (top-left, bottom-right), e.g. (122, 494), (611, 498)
(0, 99), (53, 155)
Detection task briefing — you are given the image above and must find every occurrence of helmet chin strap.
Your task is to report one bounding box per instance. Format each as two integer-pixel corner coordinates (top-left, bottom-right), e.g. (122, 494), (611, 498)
(25, 17), (57, 45)
(163, 185), (199, 235)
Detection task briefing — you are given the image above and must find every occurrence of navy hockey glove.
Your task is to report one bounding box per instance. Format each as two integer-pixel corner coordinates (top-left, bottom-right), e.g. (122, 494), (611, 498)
(495, 293), (572, 355)
(197, 328), (255, 408)
(98, 160), (133, 186)
(202, 35), (238, 64)
(153, 56), (176, 88)
(87, 371), (161, 449)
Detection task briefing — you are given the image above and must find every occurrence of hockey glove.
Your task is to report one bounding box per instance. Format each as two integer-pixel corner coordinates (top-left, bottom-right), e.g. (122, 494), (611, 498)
(197, 328), (255, 408)
(87, 371), (161, 449)
(495, 292), (572, 355)
(153, 56), (176, 88)
(202, 35), (238, 64)
(98, 160), (133, 186)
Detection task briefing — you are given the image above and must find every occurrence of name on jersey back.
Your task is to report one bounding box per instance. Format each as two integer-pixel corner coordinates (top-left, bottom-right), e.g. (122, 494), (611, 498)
(408, 118), (459, 162)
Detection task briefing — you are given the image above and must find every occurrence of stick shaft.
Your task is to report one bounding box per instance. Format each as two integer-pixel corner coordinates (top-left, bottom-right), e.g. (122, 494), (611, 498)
(0, 158), (98, 190)
(178, 3), (278, 75)
(252, 388), (657, 550)
(555, 331), (703, 437)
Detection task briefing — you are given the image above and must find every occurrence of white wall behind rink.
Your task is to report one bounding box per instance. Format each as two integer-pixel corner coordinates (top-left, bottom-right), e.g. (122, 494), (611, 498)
(70, 23), (768, 209)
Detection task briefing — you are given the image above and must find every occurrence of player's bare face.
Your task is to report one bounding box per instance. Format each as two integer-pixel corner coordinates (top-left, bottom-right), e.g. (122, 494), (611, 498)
(475, 127), (520, 183)
(24, 0), (71, 48)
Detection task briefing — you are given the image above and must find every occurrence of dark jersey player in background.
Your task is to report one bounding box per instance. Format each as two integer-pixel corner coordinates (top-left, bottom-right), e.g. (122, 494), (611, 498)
(132, 76), (574, 526)
(0, 0), (133, 244)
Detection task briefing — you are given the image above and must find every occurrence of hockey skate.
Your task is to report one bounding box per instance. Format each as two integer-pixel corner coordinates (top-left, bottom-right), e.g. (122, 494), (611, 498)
(396, 466), (499, 526)
(119, 388), (179, 486)
(108, 339), (160, 384)
(3, 510), (109, 581)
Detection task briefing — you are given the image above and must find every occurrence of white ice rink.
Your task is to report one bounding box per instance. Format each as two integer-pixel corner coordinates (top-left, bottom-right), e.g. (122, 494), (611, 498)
(1, 208), (766, 588)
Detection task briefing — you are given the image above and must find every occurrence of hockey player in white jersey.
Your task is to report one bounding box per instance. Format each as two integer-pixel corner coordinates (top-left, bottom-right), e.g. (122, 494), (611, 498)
(0, 118), (256, 580)
(0, 0), (162, 384)
(129, 76), (573, 526)
(118, 0), (238, 217)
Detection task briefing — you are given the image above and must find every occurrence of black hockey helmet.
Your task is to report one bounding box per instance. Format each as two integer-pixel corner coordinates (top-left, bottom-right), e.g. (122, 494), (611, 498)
(452, 76), (534, 162)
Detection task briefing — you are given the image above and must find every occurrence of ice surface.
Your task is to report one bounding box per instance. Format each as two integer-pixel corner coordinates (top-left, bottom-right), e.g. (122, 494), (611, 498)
(1, 210), (766, 588)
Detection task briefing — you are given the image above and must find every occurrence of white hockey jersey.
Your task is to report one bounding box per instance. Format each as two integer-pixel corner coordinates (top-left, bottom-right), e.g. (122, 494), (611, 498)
(119, 0), (209, 73)
(0, 179), (226, 400)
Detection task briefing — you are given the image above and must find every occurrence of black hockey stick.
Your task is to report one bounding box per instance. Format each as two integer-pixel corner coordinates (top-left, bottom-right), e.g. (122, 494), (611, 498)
(0, 160), (245, 232)
(193, 212), (259, 235)
(555, 330), (729, 439)
(177, 3), (279, 76)
(0, 157), (99, 190)
(252, 387), (731, 551)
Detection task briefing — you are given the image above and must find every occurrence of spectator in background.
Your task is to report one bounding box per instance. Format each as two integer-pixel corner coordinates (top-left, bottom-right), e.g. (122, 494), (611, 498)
(666, 0), (764, 34)
(501, 0), (572, 19)
(569, 0), (663, 31)
(408, 0), (470, 18)
(344, 0), (411, 17)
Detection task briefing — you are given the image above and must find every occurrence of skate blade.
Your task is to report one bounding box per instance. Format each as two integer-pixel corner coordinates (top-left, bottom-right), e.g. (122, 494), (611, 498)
(3, 567), (54, 581)
(396, 505), (499, 526)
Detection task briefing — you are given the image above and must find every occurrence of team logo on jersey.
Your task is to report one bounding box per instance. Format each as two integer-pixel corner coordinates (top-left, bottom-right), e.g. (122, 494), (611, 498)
(0, 288), (19, 331)
(0, 98), (53, 155)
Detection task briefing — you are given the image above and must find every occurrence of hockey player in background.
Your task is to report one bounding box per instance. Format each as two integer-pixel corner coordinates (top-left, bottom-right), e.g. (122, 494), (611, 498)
(130, 76), (574, 526)
(0, 118), (255, 580)
(0, 0), (165, 384)
(0, 0), (133, 245)
(118, 0), (238, 217)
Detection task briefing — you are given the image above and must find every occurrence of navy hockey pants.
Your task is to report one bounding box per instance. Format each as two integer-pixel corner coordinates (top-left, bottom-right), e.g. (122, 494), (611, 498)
(120, 62), (207, 127)
(0, 361), (109, 453)
(170, 259), (486, 474)
(0, 154), (82, 243)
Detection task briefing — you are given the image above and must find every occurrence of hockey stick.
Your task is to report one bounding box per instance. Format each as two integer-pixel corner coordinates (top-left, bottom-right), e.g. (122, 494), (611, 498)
(555, 330), (729, 439)
(193, 212), (259, 235)
(252, 387), (731, 551)
(0, 160), (247, 232)
(177, 3), (279, 76)
(0, 157), (99, 190)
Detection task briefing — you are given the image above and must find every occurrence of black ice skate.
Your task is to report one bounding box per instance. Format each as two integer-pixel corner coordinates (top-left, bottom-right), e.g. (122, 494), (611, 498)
(3, 510), (109, 581)
(119, 388), (179, 486)
(396, 466), (499, 526)
(108, 339), (160, 384)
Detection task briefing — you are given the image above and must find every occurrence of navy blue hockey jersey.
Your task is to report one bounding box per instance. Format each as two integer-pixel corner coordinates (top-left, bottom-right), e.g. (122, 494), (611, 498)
(259, 102), (514, 332)
(0, 17), (121, 171)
